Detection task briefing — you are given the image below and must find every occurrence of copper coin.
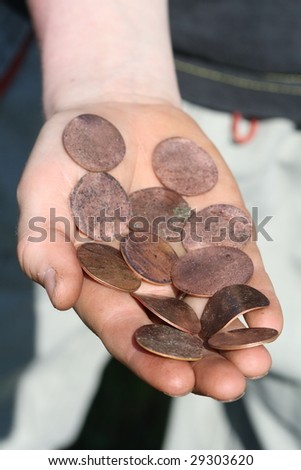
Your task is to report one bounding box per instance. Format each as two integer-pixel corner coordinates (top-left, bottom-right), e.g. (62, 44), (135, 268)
(77, 243), (141, 292)
(135, 324), (204, 361)
(171, 246), (254, 297)
(182, 204), (252, 251)
(70, 172), (130, 241)
(129, 187), (190, 242)
(132, 293), (200, 334)
(200, 284), (270, 339)
(63, 114), (126, 172)
(120, 233), (178, 284)
(152, 137), (218, 196)
(207, 327), (279, 351)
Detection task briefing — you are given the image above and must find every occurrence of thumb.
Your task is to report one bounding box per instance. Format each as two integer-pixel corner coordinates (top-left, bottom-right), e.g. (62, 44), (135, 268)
(17, 212), (83, 311)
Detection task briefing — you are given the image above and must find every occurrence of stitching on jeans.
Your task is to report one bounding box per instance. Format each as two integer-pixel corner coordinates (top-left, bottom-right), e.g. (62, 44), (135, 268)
(175, 59), (301, 96)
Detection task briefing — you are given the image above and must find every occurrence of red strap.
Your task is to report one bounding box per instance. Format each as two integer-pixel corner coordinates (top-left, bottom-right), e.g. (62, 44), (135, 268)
(0, 32), (33, 97)
(232, 111), (258, 144)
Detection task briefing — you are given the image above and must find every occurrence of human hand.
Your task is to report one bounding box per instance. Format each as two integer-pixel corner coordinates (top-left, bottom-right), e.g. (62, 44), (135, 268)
(17, 101), (283, 401)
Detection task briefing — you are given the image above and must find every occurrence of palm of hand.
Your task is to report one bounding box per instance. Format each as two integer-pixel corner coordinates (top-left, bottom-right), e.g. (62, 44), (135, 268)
(17, 102), (282, 400)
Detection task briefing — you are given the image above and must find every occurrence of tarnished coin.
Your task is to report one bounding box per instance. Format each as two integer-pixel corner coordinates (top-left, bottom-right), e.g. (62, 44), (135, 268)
(207, 327), (279, 351)
(182, 204), (253, 251)
(132, 293), (200, 334)
(120, 233), (178, 284)
(63, 114), (126, 172)
(77, 242), (141, 292)
(129, 187), (190, 241)
(70, 172), (130, 241)
(135, 324), (204, 361)
(200, 284), (270, 339)
(152, 137), (218, 196)
(171, 246), (254, 297)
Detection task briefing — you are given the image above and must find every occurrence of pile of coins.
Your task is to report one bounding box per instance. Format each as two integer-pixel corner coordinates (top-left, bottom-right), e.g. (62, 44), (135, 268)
(63, 113), (278, 361)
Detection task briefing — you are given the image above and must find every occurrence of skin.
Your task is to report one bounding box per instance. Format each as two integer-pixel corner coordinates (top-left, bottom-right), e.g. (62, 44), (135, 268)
(17, 0), (283, 401)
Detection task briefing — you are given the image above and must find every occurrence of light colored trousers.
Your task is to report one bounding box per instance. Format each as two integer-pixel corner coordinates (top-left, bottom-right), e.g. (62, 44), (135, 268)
(1, 43), (301, 450)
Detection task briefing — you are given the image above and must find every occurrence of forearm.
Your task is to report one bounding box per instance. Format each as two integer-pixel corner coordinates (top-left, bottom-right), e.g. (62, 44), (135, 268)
(27, 0), (181, 117)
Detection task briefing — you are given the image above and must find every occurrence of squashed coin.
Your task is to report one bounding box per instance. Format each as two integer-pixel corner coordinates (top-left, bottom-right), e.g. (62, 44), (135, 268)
(182, 204), (253, 251)
(129, 187), (190, 241)
(152, 137), (218, 196)
(207, 327), (279, 350)
(120, 232), (178, 284)
(132, 293), (200, 334)
(77, 242), (141, 292)
(70, 172), (130, 241)
(171, 246), (254, 297)
(200, 284), (270, 339)
(135, 324), (204, 360)
(63, 114), (126, 172)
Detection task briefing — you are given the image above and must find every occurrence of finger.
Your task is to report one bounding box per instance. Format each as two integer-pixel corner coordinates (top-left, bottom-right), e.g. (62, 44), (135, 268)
(75, 276), (196, 396)
(183, 243), (280, 381)
(222, 345), (271, 380)
(75, 276), (249, 401)
(192, 350), (246, 401)
(183, 276), (276, 380)
(243, 241), (283, 334)
(17, 226), (83, 310)
(214, 317), (273, 379)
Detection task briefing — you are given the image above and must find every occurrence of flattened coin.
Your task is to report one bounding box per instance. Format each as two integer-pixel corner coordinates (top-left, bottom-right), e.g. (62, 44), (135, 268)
(77, 242), (141, 292)
(182, 204), (252, 251)
(132, 293), (200, 334)
(120, 233), (178, 284)
(207, 327), (279, 350)
(135, 324), (204, 360)
(129, 187), (190, 241)
(70, 172), (130, 241)
(152, 137), (218, 196)
(200, 284), (270, 339)
(171, 246), (254, 297)
(63, 114), (126, 172)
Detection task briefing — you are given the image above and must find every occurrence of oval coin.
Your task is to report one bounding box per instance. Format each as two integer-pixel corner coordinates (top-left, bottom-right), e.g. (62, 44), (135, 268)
(135, 324), (204, 361)
(70, 172), (130, 241)
(182, 204), (252, 251)
(152, 137), (218, 196)
(129, 187), (190, 241)
(77, 243), (141, 292)
(63, 114), (126, 172)
(171, 246), (254, 297)
(120, 233), (178, 284)
(132, 293), (200, 334)
(207, 327), (279, 350)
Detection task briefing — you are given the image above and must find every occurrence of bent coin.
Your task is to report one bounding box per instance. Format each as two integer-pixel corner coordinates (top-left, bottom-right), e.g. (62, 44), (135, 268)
(200, 284), (270, 339)
(63, 114), (126, 172)
(171, 246), (254, 297)
(152, 137), (218, 196)
(207, 327), (279, 350)
(132, 293), (200, 334)
(77, 243), (141, 292)
(135, 324), (204, 360)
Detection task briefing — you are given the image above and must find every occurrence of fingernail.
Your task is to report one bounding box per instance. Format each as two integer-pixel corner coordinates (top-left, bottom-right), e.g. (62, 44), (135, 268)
(248, 371), (270, 380)
(219, 391), (245, 403)
(43, 268), (57, 303)
(163, 391), (190, 398)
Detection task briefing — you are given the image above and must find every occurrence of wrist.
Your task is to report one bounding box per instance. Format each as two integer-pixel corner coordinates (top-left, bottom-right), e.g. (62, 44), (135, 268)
(44, 72), (181, 119)
(28, 0), (181, 118)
